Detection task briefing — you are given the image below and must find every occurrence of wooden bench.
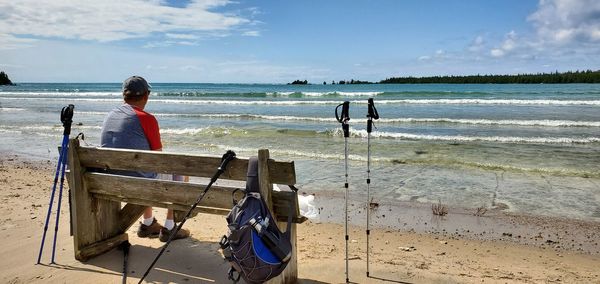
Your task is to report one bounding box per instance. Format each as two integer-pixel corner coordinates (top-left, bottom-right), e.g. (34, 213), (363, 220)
(66, 138), (306, 283)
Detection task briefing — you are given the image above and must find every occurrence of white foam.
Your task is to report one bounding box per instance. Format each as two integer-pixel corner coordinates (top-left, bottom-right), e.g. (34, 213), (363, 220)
(160, 128), (210, 135)
(0, 107), (25, 112)
(75, 111), (599, 127)
(76, 111), (108, 116)
(344, 129), (600, 144)
(209, 143), (367, 161)
(374, 99), (600, 106)
(0, 92), (121, 97)
(381, 118), (600, 127)
(2, 97), (599, 106)
(160, 127), (244, 136)
(267, 91), (382, 97)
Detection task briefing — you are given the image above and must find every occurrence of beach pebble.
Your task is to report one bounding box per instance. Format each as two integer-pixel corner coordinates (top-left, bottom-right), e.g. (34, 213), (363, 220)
(398, 246), (415, 251)
(440, 241), (448, 245)
(351, 239), (358, 243)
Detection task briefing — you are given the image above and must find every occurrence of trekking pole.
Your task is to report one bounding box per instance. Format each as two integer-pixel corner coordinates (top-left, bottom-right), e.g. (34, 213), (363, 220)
(335, 101), (350, 283)
(138, 150), (237, 284)
(120, 240), (131, 284)
(37, 104), (74, 264)
(365, 98), (379, 277)
(50, 104), (74, 264)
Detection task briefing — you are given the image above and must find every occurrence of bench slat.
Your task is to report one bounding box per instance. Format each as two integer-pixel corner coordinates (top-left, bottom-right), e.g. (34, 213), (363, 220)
(93, 193), (306, 223)
(86, 172), (306, 223)
(77, 146), (296, 184)
(86, 172), (243, 210)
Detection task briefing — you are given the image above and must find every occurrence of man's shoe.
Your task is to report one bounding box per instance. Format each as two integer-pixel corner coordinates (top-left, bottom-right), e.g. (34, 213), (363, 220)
(137, 218), (163, 238)
(159, 226), (190, 242)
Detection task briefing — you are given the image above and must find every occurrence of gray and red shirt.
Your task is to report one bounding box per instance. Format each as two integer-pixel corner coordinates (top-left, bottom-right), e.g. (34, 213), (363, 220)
(100, 104), (162, 177)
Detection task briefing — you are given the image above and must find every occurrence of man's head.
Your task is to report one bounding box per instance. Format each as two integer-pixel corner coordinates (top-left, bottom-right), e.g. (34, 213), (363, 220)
(123, 76), (150, 104)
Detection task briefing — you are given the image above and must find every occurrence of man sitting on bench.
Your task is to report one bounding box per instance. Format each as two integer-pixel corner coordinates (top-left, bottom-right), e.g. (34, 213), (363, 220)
(100, 75), (190, 242)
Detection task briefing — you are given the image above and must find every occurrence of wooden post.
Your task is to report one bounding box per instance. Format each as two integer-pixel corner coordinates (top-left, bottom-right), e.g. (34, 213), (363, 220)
(68, 139), (124, 261)
(258, 149), (274, 213)
(259, 149), (298, 284)
(118, 203), (147, 232)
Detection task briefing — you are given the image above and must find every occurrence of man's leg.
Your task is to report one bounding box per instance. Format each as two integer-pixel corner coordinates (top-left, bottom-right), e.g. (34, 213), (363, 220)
(159, 207), (190, 242)
(143, 207), (153, 223)
(164, 209), (175, 230)
(137, 207), (162, 238)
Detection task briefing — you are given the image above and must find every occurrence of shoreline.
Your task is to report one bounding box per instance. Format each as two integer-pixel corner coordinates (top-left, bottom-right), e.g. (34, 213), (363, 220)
(1, 153), (600, 283)
(311, 191), (600, 255)
(4, 149), (600, 254)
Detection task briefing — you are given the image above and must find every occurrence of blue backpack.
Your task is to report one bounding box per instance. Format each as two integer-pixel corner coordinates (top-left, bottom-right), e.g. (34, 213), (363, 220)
(220, 157), (296, 283)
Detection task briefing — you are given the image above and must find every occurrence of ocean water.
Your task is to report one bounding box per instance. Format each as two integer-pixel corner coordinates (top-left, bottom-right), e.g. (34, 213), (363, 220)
(1, 83), (599, 221)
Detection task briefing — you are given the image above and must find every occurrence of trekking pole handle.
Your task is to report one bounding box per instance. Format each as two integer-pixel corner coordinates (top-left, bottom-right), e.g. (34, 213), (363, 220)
(367, 98), (379, 133)
(61, 104), (75, 136)
(335, 101), (350, 138)
(219, 150), (237, 171)
(211, 150), (237, 183)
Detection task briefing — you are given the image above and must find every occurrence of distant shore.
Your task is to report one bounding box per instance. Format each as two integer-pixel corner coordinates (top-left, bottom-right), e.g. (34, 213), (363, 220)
(286, 69), (600, 85)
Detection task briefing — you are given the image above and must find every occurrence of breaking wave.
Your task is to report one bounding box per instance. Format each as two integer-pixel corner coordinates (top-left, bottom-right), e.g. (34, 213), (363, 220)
(342, 129), (600, 144)
(76, 111), (599, 127)
(3, 97), (600, 106)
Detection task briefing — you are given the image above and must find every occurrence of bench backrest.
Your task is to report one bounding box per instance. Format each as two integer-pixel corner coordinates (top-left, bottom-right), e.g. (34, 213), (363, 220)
(66, 138), (303, 262)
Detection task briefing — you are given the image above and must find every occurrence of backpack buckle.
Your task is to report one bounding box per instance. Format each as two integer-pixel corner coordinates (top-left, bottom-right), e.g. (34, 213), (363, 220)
(219, 235), (229, 249)
(228, 267), (241, 283)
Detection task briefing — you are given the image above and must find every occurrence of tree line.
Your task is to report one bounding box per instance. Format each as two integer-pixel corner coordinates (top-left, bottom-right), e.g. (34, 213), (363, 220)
(379, 70), (600, 84)
(292, 70), (600, 85)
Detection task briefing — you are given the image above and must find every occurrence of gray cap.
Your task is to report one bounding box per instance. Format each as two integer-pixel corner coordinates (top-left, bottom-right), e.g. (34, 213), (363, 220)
(122, 76), (150, 97)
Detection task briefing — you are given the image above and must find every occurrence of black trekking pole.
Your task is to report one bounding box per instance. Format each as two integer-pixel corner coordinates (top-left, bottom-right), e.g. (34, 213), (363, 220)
(120, 240), (131, 284)
(365, 98), (379, 277)
(335, 101), (350, 283)
(37, 104), (74, 264)
(138, 150), (237, 284)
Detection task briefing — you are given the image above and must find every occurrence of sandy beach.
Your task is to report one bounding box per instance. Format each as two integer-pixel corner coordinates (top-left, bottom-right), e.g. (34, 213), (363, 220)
(1, 154), (599, 284)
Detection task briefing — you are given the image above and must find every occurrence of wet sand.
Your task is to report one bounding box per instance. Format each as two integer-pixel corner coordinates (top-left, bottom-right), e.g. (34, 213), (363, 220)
(313, 191), (600, 255)
(1, 154), (599, 283)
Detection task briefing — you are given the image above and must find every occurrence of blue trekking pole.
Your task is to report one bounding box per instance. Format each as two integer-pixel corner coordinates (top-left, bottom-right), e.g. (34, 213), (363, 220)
(37, 104), (74, 264)
(335, 101), (350, 283)
(365, 98), (379, 277)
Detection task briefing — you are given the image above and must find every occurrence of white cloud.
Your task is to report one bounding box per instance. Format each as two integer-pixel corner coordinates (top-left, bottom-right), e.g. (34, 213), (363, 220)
(146, 65), (168, 70)
(488, 31), (519, 57)
(418, 49), (447, 61)
(0, 34), (37, 50)
(501, 30), (518, 51)
(0, 0), (249, 48)
(165, 33), (200, 40)
(468, 35), (485, 52)
(457, 1), (600, 69)
(490, 49), (505, 57)
(142, 40), (199, 48)
(242, 31), (261, 37)
(528, 0), (600, 44)
(180, 65), (202, 71)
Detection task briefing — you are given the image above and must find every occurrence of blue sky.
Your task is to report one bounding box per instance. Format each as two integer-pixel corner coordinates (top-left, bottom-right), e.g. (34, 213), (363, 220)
(0, 0), (599, 83)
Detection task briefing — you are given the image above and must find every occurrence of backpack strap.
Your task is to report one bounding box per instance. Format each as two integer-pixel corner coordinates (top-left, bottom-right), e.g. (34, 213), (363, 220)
(285, 185), (299, 235)
(246, 157), (259, 193)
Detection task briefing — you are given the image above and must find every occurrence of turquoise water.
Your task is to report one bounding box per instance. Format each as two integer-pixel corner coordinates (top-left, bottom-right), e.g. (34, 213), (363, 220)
(1, 83), (599, 220)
